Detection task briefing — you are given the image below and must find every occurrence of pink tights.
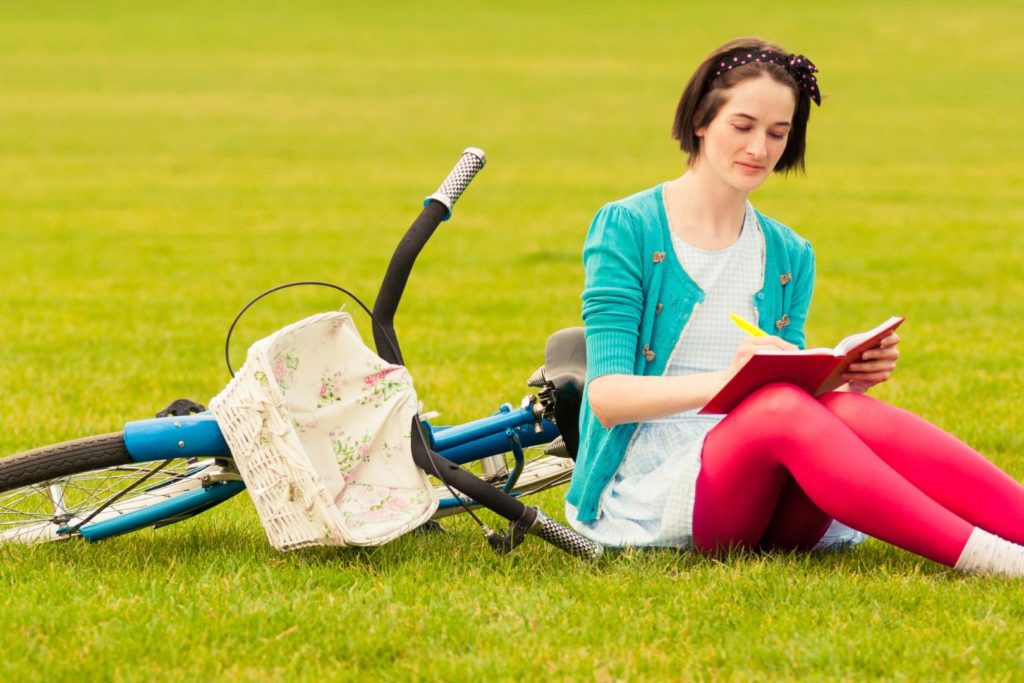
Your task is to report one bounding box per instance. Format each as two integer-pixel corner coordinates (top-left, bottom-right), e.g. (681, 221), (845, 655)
(692, 383), (1024, 566)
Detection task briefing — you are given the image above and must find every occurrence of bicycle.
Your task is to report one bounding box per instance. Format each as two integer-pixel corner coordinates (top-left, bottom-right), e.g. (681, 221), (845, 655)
(0, 149), (601, 559)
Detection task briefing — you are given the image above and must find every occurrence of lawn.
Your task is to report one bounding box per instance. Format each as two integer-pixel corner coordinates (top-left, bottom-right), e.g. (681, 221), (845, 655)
(1, 1), (1024, 679)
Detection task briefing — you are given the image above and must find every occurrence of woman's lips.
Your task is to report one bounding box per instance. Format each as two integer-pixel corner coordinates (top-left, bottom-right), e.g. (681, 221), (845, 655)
(735, 161), (764, 172)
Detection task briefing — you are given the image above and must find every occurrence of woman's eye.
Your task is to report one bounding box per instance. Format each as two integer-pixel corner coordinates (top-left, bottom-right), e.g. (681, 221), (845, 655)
(769, 132), (787, 140)
(732, 126), (751, 133)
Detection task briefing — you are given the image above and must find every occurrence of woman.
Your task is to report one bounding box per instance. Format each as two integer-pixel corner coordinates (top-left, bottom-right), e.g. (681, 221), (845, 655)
(565, 37), (1024, 575)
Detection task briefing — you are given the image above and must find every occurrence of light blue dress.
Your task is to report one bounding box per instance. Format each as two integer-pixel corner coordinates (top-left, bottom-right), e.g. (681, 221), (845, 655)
(567, 203), (865, 551)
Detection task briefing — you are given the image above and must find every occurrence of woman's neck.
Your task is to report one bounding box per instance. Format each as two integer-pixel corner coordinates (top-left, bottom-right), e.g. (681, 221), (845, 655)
(664, 168), (750, 250)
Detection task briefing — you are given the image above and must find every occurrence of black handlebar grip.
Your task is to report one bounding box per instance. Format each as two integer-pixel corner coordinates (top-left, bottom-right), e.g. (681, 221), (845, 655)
(424, 147), (486, 220)
(527, 508), (604, 560)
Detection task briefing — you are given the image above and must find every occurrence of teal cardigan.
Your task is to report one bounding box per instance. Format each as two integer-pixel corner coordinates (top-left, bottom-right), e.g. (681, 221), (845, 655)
(566, 184), (816, 523)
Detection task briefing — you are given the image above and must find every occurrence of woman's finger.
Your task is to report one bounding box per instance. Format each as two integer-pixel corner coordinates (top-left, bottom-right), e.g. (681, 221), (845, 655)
(863, 346), (900, 361)
(880, 332), (901, 347)
(847, 359), (897, 373)
(747, 335), (797, 351)
(842, 370), (892, 384)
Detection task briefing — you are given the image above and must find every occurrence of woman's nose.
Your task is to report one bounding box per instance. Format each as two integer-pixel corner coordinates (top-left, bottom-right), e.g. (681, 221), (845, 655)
(746, 133), (768, 159)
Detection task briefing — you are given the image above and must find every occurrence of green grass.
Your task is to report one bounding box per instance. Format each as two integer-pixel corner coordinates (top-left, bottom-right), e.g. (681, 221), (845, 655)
(2, 0), (1024, 679)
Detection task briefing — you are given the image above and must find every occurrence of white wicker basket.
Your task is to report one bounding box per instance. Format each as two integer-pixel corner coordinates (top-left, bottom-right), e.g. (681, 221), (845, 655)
(210, 312), (438, 551)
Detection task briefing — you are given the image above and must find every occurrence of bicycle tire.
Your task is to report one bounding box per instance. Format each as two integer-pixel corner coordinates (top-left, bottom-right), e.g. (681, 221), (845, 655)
(0, 433), (233, 544)
(0, 432), (132, 491)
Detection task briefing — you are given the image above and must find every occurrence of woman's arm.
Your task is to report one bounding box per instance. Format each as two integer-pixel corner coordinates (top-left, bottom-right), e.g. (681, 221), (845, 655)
(588, 372), (726, 428)
(580, 203), (721, 427)
(580, 204), (645, 380)
(589, 335), (798, 428)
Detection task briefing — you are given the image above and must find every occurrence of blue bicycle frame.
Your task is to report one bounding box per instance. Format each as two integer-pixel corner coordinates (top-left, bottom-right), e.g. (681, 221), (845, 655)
(73, 402), (559, 541)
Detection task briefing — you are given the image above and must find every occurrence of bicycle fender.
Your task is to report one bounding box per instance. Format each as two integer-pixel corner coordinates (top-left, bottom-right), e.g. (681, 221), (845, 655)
(123, 414), (232, 462)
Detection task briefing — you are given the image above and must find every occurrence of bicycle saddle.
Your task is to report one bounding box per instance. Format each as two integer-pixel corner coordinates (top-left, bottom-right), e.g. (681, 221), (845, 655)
(537, 327), (585, 392)
(528, 327), (586, 460)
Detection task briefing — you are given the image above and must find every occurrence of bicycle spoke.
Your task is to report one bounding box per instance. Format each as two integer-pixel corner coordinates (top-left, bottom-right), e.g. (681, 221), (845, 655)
(0, 460), (207, 535)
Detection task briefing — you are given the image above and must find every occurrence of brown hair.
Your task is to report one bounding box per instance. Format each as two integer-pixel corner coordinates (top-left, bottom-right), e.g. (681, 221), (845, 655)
(671, 37), (816, 173)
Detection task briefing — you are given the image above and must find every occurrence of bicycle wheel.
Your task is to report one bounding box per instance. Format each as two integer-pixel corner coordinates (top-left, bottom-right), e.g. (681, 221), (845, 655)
(0, 433), (239, 544)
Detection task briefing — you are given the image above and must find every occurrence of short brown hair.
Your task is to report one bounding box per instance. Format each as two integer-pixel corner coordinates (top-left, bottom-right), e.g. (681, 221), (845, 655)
(671, 37), (816, 173)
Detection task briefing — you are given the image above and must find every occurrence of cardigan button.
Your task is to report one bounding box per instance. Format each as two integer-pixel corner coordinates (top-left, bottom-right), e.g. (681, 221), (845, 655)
(775, 314), (791, 330)
(655, 303), (663, 314)
(642, 345), (655, 362)
(652, 251), (666, 263)
(780, 272), (792, 286)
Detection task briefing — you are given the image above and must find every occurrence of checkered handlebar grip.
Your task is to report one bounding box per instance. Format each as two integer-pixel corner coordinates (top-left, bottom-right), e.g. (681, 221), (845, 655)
(528, 508), (604, 560)
(424, 147), (486, 221)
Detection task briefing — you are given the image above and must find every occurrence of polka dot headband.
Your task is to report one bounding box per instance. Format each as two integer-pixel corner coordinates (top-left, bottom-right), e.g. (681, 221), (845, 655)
(710, 50), (822, 106)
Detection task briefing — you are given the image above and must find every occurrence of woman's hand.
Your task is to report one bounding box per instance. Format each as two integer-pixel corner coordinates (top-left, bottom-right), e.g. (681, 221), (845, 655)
(724, 335), (798, 384)
(841, 332), (900, 393)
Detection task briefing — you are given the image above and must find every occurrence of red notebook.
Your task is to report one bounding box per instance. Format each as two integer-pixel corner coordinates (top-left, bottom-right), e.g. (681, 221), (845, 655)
(699, 316), (905, 415)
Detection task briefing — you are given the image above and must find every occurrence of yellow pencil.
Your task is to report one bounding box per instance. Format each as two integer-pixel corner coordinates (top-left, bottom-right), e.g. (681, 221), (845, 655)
(729, 313), (768, 337)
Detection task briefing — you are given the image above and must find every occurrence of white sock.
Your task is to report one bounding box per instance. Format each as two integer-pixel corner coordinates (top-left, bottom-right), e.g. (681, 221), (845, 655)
(954, 527), (1024, 576)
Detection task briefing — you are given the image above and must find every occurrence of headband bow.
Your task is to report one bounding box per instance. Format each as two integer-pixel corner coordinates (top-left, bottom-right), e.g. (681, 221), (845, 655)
(710, 51), (822, 106)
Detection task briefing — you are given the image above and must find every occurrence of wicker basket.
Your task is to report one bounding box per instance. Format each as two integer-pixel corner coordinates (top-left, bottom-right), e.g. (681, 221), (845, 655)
(210, 312), (438, 551)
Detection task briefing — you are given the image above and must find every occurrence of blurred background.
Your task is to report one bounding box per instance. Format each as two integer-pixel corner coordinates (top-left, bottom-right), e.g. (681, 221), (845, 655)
(1, 0), (1022, 454)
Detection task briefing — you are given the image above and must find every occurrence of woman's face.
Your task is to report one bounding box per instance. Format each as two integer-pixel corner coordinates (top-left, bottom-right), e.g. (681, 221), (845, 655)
(694, 75), (796, 193)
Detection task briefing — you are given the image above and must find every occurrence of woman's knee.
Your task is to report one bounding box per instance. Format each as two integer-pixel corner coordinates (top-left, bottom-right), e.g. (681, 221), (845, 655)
(817, 390), (876, 424)
(737, 382), (820, 421)
(726, 383), (833, 446)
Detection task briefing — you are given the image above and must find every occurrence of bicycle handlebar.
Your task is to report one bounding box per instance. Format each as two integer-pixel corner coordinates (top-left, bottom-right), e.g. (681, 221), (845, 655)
(521, 507), (604, 560)
(425, 147), (486, 221)
(376, 151), (601, 560)
(371, 148), (487, 365)
(409, 417), (602, 560)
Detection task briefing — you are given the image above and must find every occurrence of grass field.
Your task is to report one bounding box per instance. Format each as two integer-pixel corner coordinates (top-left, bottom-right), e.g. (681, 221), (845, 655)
(2, 1), (1024, 679)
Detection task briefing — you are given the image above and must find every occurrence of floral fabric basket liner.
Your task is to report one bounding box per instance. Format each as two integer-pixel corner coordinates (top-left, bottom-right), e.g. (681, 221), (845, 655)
(210, 311), (438, 551)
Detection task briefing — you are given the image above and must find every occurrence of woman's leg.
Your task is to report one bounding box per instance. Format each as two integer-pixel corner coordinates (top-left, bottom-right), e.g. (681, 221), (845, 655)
(817, 391), (1024, 545)
(757, 478), (833, 551)
(692, 383), (973, 566)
